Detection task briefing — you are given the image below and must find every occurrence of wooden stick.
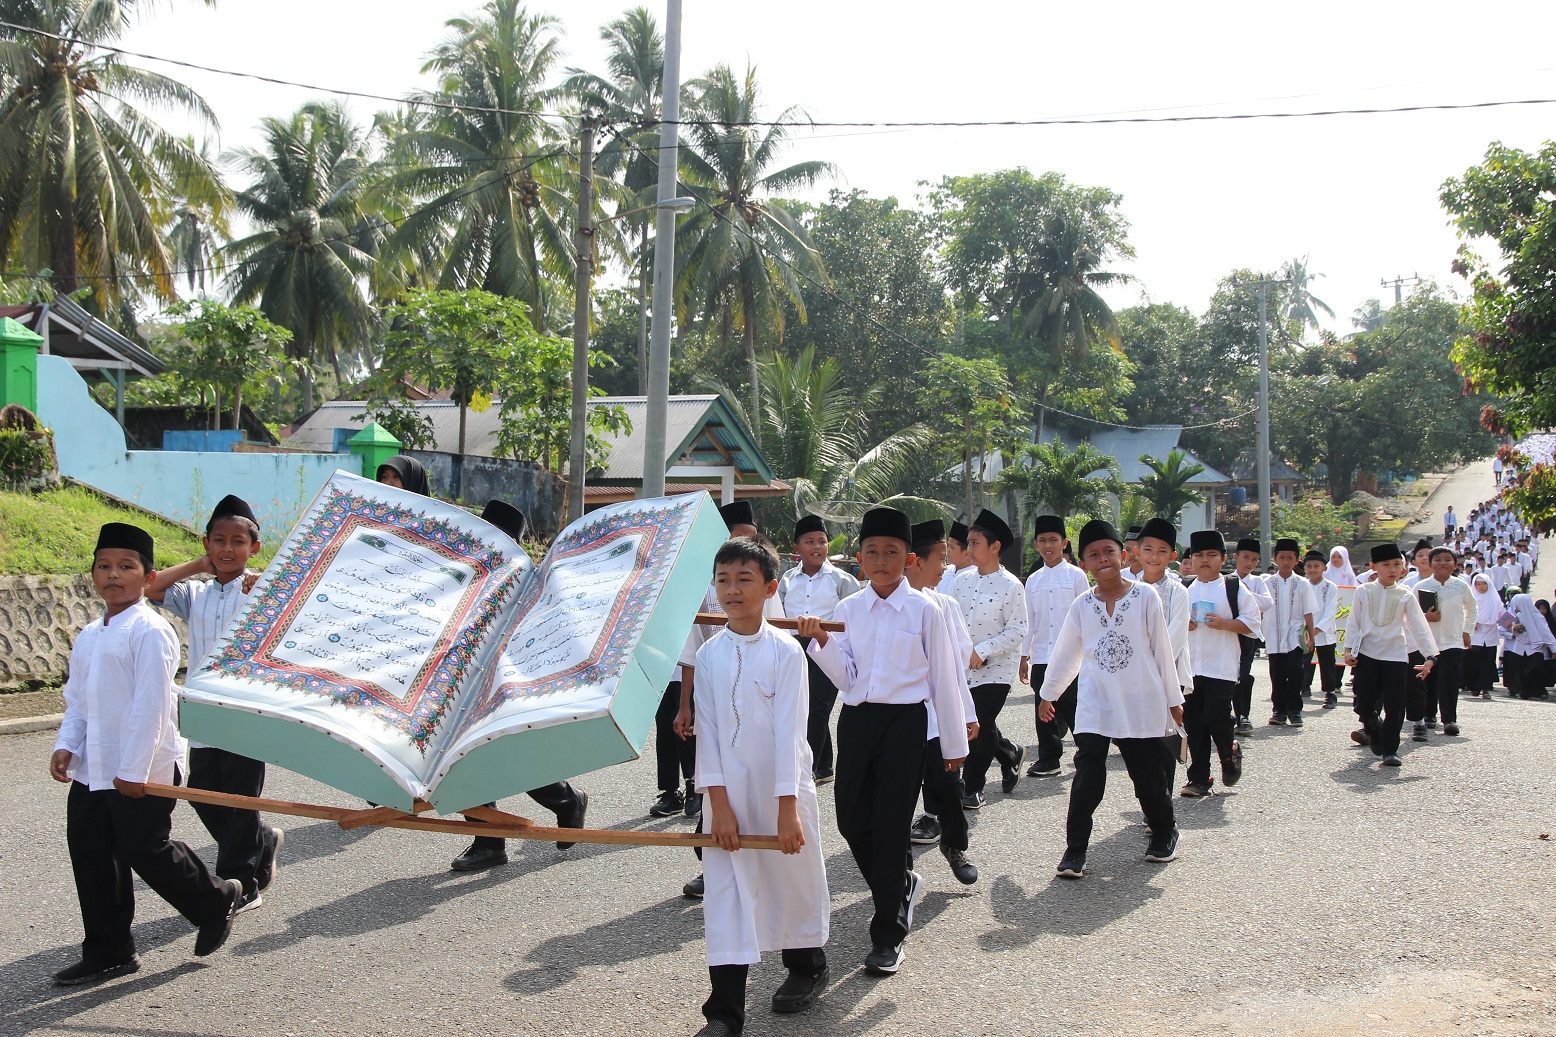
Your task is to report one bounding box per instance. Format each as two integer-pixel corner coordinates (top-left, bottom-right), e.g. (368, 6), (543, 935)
(695, 612), (843, 632)
(336, 806), (411, 830)
(460, 805), (534, 828)
(143, 783), (781, 849)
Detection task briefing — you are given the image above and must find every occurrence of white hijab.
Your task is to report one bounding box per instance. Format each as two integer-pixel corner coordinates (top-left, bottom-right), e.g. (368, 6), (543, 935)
(1471, 575), (1501, 625)
(1508, 593), (1556, 654)
(1325, 546), (1357, 587)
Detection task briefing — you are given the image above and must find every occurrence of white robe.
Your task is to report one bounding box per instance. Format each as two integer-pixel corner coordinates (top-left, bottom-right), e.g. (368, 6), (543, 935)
(694, 623), (829, 966)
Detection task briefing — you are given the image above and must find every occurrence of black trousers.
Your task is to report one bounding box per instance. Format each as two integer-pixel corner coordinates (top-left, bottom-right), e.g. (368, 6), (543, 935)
(963, 682), (1021, 793)
(467, 782), (583, 850)
(1311, 644), (1342, 693)
(1235, 637), (1259, 719)
(919, 736), (969, 852)
(1268, 648), (1306, 715)
(1433, 647), (1464, 724)
(1184, 676), (1237, 787)
(187, 746), (275, 897)
(804, 652), (838, 774)
(1405, 651), (1433, 721)
(655, 681), (696, 793)
(704, 948), (828, 1031)
(66, 777), (230, 967)
(835, 701), (926, 950)
(1467, 644), (1497, 692)
(1032, 664), (1078, 770)
(1066, 732), (1175, 854)
(1353, 653), (1408, 757)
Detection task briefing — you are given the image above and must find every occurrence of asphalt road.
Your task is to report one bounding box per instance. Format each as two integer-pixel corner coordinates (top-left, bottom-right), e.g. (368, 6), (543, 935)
(2, 493), (1553, 1037)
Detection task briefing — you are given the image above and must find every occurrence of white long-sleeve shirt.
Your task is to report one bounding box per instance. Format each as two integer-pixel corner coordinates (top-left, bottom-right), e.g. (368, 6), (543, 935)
(809, 579), (970, 760)
(923, 587), (977, 743)
(54, 601), (186, 790)
(1038, 583), (1185, 740)
(1414, 574), (1476, 652)
(1345, 581), (1438, 663)
(1187, 577), (1263, 682)
(1141, 573), (1193, 692)
(1262, 572), (1316, 654)
(1307, 576), (1340, 647)
(778, 561), (860, 622)
(155, 574), (252, 751)
(952, 566), (1028, 687)
(1020, 560), (1092, 665)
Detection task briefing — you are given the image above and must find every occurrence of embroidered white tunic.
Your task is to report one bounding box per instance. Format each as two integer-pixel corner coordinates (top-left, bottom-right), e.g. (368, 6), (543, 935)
(1037, 583), (1185, 740)
(1307, 576), (1340, 647)
(952, 566), (1029, 686)
(155, 575), (252, 749)
(1414, 574), (1476, 652)
(694, 624), (829, 966)
(1345, 582), (1437, 663)
(1262, 572), (1316, 654)
(1020, 560), (1092, 665)
(54, 601), (186, 790)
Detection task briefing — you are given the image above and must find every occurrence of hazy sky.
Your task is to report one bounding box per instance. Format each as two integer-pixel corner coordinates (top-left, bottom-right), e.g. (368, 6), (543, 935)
(119, 0), (1556, 332)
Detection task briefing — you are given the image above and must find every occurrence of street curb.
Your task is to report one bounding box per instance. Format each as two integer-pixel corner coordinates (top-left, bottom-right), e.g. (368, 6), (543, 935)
(0, 713), (63, 736)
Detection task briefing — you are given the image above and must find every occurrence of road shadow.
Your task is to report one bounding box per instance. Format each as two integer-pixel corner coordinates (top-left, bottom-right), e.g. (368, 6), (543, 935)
(255, 818), (378, 868)
(0, 912), (193, 1018)
(0, 954), (206, 1036)
(1328, 755), (1431, 792)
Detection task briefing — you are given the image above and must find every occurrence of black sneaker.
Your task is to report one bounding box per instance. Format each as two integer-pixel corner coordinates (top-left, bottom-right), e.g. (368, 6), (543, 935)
(682, 873), (705, 899)
(772, 966), (829, 1013)
(942, 847), (978, 885)
(194, 878), (242, 956)
(1412, 722), (1429, 742)
(1178, 781), (1212, 798)
(1323, 692), (1338, 709)
(904, 870), (924, 930)
(1268, 713), (1287, 726)
(554, 789), (589, 850)
(1426, 719), (1439, 730)
(1382, 754), (1403, 767)
(1144, 828), (1180, 863)
(1287, 712), (1305, 728)
(1001, 745), (1027, 793)
(909, 814), (941, 845)
(255, 826), (284, 894)
(1028, 760), (1060, 777)
(648, 789), (684, 817)
(693, 1023), (737, 1037)
(234, 888), (264, 915)
(683, 790), (703, 819)
(863, 944), (904, 975)
(961, 790), (984, 810)
(1443, 723), (1460, 736)
(1222, 739), (1244, 787)
(52, 956), (140, 986)
(813, 767), (835, 786)
(450, 838), (508, 872)
(1055, 849), (1086, 879)
(1235, 716), (1255, 735)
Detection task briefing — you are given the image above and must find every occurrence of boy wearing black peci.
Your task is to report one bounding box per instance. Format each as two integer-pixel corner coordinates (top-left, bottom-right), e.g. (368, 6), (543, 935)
(798, 507), (968, 976)
(1263, 538), (1316, 727)
(1183, 531), (1259, 797)
(778, 514), (860, 784)
(1020, 515), (1092, 777)
(148, 494), (281, 912)
(49, 523), (242, 985)
(1345, 543), (1438, 767)
(1230, 538), (1272, 735)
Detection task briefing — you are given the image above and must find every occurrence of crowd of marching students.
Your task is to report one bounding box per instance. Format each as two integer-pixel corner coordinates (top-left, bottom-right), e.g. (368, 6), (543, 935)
(45, 453), (1552, 1037)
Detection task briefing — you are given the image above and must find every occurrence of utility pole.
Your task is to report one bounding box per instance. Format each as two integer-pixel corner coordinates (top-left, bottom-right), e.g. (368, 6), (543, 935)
(1380, 274), (1420, 306)
(567, 115), (596, 525)
(642, 0), (682, 500)
(1234, 275), (1292, 568)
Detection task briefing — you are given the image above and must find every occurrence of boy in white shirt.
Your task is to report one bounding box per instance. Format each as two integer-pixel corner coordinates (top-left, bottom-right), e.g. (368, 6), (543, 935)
(778, 514), (861, 784)
(1231, 538), (1273, 735)
(1184, 531), (1260, 797)
(1301, 550), (1344, 708)
(694, 537), (829, 1035)
(1264, 538), (1316, 727)
(49, 523), (241, 986)
(952, 509), (1029, 808)
(1411, 547), (1475, 739)
(1344, 544), (1439, 766)
(936, 521), (974, 595)
(1135, 517), (1192, 794)
(1038, 520), (1185, 876)
(799, 507), (968, 976)
(1019, 516), (1092, 778)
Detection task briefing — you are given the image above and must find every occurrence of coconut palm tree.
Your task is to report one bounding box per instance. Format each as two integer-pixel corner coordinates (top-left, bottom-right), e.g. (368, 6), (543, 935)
(0, 0), (226, 316)
(1136, 449), (1207, 521)
(379, 1), (583, 331)
(222, 101), (380, 408)
(1282, 254), (1334, 337)
(1001, 439), (1124, 523)
(676, 63), (834, 424)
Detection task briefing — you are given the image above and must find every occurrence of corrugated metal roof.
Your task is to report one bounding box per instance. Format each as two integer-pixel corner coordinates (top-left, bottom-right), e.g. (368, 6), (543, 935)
(3, 298), (165, 377)
(282, 393), (776, 484)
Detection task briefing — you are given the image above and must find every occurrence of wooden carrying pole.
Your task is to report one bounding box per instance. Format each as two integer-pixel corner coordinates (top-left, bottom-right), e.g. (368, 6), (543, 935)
(695, 613), (842, 632)
(142, 783), (782, 850)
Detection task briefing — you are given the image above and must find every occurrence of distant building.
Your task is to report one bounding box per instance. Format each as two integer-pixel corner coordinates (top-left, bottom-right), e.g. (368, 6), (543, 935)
(1225, 450), (1304, 504)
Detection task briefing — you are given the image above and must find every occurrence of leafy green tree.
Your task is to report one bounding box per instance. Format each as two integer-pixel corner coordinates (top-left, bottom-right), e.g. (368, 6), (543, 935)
(998, 439), (1123, 523)
(676, 62), (834, 423)
(166, 300), (293, 430)
(1440, 140), (1556, 438)
(916, 354), (1017, 520)
(0, 0), (226, 315)
(223, 101), (379, 408)
(1136, 449), (1207, 520)
(1280, 255), (1334, 339)
(379, 1), (580, 330)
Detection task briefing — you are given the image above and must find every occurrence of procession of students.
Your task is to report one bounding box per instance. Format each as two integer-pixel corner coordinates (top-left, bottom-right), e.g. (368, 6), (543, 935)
(45, 458), (1551, 1037)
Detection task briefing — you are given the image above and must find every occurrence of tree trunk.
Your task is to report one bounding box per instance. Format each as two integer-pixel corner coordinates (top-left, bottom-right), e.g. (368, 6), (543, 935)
(211, 385), (221, 431)
(744, 323), (761, 439)
(1035, 382), (1051, 443)
(458, 401), (468, 459)
(232, 383), (243, 431)
(637, 225), (650, 396)
(49, 188), (80, 299)
(963, 432), (975, 525)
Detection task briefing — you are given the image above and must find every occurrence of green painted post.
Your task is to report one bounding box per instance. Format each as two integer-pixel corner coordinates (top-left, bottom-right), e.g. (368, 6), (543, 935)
(0, 316), (44, 413)
(347, 422), (402, 479)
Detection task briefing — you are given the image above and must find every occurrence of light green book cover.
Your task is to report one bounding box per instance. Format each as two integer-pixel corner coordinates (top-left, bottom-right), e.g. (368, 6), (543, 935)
(180, 471), (726, 812)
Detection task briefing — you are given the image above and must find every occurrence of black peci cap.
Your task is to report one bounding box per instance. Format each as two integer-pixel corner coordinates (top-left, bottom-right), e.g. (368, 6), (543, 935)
(1138, 517), (1177, 548)
(480, 500), (527, 541)
(860, 507), (913, 547)
(208, 494), (258, 531)
(1078, 519), (1123, 558)
(910, 519), (946, 554)
(96, 522), (154, 567)
(719, 499), (756, 530)
(1189, 529), (1227, 555)
(972, 508), (1014, 551)
(1236, 537), (1261, 555)
(793, 514), (827, 540)
(1031, 515), (1066, 538)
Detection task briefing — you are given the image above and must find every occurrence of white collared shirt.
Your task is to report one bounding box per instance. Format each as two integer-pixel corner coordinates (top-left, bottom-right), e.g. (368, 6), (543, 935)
(1262, 571), (1316, 654)
(936, 564), (974, 596)
(54, 601), (186, 790)
(1307, 576), (1340, 646)
(156, 575), (252, 751)
(1021, 560), (1092, 665)
(1038, 583), (1185, 740)
(1346, 581), (1438, 663)
(1414, 574), (1476, 652)
(922, 587), (976, 742)
(1141, 573), (1193, 691)
(809, 578), (969, 760)
(778, 561), (861, 623)
(952, 566), (1029, 686)
(1188, 577), (1263, 682)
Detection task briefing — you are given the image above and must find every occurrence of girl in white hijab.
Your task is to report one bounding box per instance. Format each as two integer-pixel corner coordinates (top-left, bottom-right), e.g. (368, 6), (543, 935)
(1468, 574), (1502, 698)
(1325, 546), (1357, 587)
(1500, 593), (1556, 698)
